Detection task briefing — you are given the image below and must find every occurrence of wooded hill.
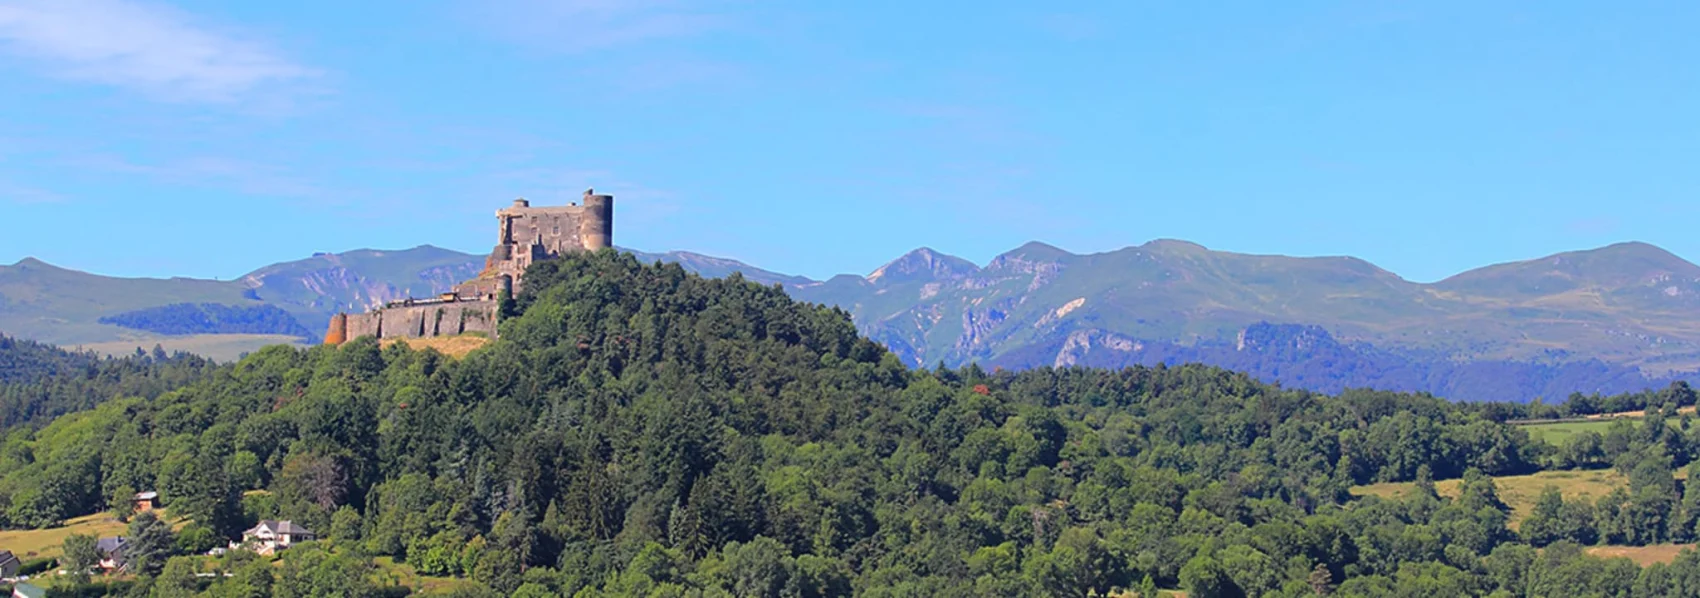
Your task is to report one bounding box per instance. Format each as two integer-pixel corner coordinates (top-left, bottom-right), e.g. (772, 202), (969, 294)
(6, 251), (1700, 596)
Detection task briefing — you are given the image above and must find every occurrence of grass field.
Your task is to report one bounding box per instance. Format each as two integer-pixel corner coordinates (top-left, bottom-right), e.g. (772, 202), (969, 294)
(1519, 419), (1627, 445)
(1517, 414), (1687, 446)
(1587, 544), (1697, 566)
(379, 335), (490, 359)
(79, 333), (308, 362)
(1351, 469), (1627, 529)
(0, 509), (191, 564)
(0, 513), (132, 561)
(372, 557), (477, 593)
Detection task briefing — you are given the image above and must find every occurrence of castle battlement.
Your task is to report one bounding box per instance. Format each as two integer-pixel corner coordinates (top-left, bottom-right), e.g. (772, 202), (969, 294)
(324, 189), (614, 345)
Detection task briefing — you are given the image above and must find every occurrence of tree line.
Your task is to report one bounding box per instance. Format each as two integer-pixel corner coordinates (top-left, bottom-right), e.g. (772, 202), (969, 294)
(0, 335), (216, 433)
(98, 303), (315, 341)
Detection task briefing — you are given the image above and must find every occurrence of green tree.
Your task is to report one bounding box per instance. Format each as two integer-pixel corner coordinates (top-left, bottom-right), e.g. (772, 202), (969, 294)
(1521, 486), (1566, 547)
(1180, 554), (1230, 598)
(510, 583), (557, 598)
(1026, 527), (1121, 597)
(274, 543), (380, 598)
(175, 523), (223, 555)
(226, 450), (266, 491)
(212, 555), (276, 598)
(61, 532), (100, 584)
(715, 537), (793, 598)
(329, 505), (364, 545)
(109, 483), (137, 522)
(126, 510), (176, 576)
(153, 556), (202, 598)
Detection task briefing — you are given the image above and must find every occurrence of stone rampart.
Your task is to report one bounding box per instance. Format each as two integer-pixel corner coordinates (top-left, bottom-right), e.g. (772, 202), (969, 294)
(342, 301), (496, 342)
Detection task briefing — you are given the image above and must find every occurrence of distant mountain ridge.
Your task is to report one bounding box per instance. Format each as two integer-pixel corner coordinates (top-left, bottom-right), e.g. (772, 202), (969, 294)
(786, 240), (1700, 401)
(993, 321), (1670, 403)
(3, 239), (1698, 401)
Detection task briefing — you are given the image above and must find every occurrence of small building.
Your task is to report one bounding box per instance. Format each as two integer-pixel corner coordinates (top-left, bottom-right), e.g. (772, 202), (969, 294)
(11, 582), (44, 598)
(96, 536), (128, 572)
(132, 491), (159, 512)
(0, 550), (18, 579)
(235, 520), (316, 555)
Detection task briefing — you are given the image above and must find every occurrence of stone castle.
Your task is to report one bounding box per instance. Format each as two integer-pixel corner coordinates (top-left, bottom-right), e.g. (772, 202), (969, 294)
(324, 189), (614, 344)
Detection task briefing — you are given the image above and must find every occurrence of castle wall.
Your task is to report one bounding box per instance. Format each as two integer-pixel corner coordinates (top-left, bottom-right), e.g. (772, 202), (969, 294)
(340, 301), (498, 343)
(347, 311), (381, 340)
(500, 204), (590, 259)
(511, 209), (587, 255)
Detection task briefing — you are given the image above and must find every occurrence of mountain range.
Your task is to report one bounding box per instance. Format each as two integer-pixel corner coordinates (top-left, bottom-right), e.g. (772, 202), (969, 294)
(3, 240), (1697, 402)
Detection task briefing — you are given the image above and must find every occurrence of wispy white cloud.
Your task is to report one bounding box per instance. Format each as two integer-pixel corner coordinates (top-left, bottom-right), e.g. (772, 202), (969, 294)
(0, 0), (319, 102)
(478, 0), (727, 52)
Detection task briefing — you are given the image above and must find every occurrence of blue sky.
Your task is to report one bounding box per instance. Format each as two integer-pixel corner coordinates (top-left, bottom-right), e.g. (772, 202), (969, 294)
(0, 1), (1695, 283)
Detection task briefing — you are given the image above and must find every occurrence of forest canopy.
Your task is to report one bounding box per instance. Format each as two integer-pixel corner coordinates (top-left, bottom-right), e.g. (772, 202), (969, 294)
(97, 303), (315, 340)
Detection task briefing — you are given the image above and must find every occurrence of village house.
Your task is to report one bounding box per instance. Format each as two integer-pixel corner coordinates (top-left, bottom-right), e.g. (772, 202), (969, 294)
(96, 537), (128, 573)
(132, 491), (158, 513)
(0, 549), (18, 579)
(234, 520), (316, 555)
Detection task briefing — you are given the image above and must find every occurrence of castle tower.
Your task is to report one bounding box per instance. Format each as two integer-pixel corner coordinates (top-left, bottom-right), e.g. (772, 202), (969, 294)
(324, 313), (348, 345)
(579, 188), (614, 251)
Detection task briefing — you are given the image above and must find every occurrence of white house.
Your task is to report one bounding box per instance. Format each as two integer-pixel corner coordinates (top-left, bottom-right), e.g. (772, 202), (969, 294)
(233, 520), (316, 555)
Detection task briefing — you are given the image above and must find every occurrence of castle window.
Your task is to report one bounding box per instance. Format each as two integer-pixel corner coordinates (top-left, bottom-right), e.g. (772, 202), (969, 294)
(553, 226), (560, 235)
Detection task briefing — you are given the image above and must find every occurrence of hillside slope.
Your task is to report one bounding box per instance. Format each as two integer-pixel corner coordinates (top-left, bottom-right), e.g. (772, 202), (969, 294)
(0, 257), (258, 347)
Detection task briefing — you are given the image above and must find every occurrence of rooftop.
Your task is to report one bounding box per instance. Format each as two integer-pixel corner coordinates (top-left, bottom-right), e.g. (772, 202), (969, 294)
(96, 536), (128, 554)
(248, 520), (314, 536)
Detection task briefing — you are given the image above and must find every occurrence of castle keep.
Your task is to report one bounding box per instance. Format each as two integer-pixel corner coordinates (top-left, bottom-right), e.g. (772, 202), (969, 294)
(324, 189), (614, 344)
